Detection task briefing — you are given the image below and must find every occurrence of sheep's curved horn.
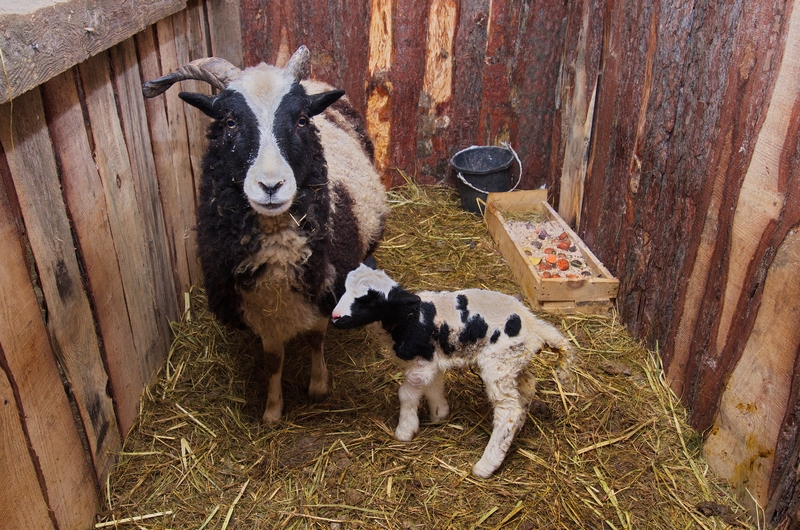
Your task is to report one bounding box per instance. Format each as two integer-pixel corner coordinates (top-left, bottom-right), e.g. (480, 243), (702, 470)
(142, 57), (242, 98)
(284, 45), (311, 81)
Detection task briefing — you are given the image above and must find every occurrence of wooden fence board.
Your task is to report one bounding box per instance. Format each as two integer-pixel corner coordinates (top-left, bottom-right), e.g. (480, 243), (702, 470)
(40, 68), (145, 437)
(80, 51), (172, 434)
(108, 36), (179, 371)
(206, 0), (243, 67)
(0, 148), (97, 529)
(0, 0), (186, 103)
(0, 88), (121, 481)
(137, 24), (197, 300)
(0, 366), (54, 530)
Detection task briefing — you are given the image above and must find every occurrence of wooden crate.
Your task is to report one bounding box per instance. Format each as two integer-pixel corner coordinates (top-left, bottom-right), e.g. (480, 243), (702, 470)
(485, 190), (618, 314)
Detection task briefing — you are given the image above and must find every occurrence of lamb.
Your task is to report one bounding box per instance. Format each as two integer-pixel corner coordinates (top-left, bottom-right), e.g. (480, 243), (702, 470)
(330, 263), (573, 478)
(143, 47), (388, 423)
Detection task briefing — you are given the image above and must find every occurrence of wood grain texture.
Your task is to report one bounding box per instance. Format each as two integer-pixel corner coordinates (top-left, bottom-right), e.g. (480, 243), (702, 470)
(137, 23), (199, 298)
(0, 88), (121, 481)
(0, 366), (54, 530)
(80, 50), (172, 434)
(0, 0), (186, 103)
(40, 68), (144, 437)
(0, 142), (98, 529)
(108, 36), (179, 376)
(206, 0), (243, 67)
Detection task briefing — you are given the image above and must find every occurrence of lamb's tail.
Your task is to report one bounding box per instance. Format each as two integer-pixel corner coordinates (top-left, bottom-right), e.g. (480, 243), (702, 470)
(526, 314), (576, 389)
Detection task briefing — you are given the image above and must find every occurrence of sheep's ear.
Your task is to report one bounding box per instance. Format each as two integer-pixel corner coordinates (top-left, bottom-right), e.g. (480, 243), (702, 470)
(179, 92), (220, 119)
(308, 90), (345, 117)
(388, 286), (420, 306)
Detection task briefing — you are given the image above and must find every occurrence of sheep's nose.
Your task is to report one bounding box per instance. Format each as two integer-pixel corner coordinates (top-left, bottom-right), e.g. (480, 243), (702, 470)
(331, 312), (340, 321)
(259, 180), (284, 196)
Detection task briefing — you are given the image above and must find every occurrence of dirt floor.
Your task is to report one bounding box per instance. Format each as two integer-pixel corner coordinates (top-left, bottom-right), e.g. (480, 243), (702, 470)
(99, 184), (754, 529)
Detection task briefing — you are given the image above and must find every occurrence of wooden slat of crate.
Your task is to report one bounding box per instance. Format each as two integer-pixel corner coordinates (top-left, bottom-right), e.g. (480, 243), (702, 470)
(0, 156), (97, 530)
(137, 25), (199, 299)
(0, 89), (121, 481)
(485, 190), (618, 314)
(0, 369), (54, 530)
(108, 36), (179, 370)
(40, 69), (146, 437)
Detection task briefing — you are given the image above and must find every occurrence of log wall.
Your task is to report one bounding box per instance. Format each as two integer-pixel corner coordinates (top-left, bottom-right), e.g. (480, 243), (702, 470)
(0, 0), (241, 527)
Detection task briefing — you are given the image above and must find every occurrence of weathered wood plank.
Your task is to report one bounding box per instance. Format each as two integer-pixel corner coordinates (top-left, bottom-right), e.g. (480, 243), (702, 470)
(206, 0), (243, 67)
(0, 365), (54, 530)
(0, 143), (97, 529)
(137, 24), (198, 299)
(365, 0), (393, 184)
(387, 0), (428, 185)
(40, 68), (144, 437)
(0, 0), (186, 103)
(80, 51), (173, 435)
(173, 1), (212, 199)
(108, 36), (179, 374)
(0, 88), (121, 481)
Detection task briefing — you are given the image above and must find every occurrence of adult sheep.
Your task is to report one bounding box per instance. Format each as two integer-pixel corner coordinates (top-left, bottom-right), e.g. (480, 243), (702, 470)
(143, 46), (388, 423)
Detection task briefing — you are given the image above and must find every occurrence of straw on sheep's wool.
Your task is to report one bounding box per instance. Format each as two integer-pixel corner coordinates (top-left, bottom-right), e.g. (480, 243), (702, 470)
(100, 180), (754, 529)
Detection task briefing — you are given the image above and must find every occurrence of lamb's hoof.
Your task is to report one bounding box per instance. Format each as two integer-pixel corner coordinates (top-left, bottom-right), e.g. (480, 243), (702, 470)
(472, 459), (498, 479)
(394, 426), (417, 442)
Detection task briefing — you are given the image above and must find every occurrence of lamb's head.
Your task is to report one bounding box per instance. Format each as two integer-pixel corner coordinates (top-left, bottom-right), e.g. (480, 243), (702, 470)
(143, 46), (344, 216)
(331, 264), (420, 329)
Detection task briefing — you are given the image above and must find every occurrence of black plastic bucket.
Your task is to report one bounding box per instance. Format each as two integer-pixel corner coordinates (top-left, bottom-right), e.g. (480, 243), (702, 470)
(451, 145), (515, 214)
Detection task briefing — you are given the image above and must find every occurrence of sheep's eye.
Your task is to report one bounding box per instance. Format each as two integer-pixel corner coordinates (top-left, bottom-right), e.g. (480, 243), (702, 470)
(225, 118), (236, 129)
(297, 116), (307, 127)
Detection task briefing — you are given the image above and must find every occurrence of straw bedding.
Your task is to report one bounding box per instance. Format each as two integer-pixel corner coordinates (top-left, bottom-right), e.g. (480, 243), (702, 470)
(99, 182), (754, 529)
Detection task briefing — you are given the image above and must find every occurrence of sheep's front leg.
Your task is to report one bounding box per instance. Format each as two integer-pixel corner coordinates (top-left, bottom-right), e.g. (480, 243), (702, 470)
(395, 365), (434, 441)
(261, 338), (285, 424)
(424, 370), (449, 423)
(306, 318), (330, 402)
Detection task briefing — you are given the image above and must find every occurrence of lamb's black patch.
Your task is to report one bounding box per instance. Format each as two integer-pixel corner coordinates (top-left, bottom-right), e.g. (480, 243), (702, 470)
(436, 322), (456, 355)
(459, 314), (488, 344)
(331, 289), (385, 329)
(456, 294), (469, 323)
(490, 329), (501, 343)
(379, 286), (435, 361)
(504, 314), (522, 337)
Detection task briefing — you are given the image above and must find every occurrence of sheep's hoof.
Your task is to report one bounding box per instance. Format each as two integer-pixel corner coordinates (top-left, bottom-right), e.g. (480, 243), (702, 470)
(394, 426), (417, 442)
(261, 407), (282, 424)
(308, 388), (329, 403)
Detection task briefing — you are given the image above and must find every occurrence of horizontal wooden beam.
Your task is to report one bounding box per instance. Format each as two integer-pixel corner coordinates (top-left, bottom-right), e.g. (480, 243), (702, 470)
(0, 0), (186, 103)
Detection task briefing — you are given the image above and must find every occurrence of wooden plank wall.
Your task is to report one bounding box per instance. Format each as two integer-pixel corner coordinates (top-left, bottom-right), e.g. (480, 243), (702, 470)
(550, 0), (800, 525)
(0, 0), (241, 527)
(239, 0), (567, 189)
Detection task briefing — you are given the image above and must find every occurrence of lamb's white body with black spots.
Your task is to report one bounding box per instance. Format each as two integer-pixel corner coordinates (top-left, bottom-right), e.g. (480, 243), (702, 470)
(331, 264), (573, 478)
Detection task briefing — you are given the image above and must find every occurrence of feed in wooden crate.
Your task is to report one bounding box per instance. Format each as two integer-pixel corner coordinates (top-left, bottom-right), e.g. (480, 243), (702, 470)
(484, 190), (619, 314)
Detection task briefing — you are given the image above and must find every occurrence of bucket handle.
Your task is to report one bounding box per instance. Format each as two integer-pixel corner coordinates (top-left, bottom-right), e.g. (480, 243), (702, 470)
(455, 141), (523, 195)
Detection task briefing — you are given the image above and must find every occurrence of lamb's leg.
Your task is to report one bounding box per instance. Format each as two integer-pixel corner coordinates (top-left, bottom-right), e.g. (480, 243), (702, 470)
(472, 372), (528, 478)
(395, 364), (435, 441)
(306, 317), (330, 402)
(424, 370), (449, 423)
(261, 338), (285, 424)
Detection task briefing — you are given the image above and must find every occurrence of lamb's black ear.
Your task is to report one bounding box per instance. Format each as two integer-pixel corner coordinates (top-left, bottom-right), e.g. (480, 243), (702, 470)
(388, 286), (420, 306)
(363, 256), (377, 270)
(308, 89), (345, 117)
(179, 92), (220, 119)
